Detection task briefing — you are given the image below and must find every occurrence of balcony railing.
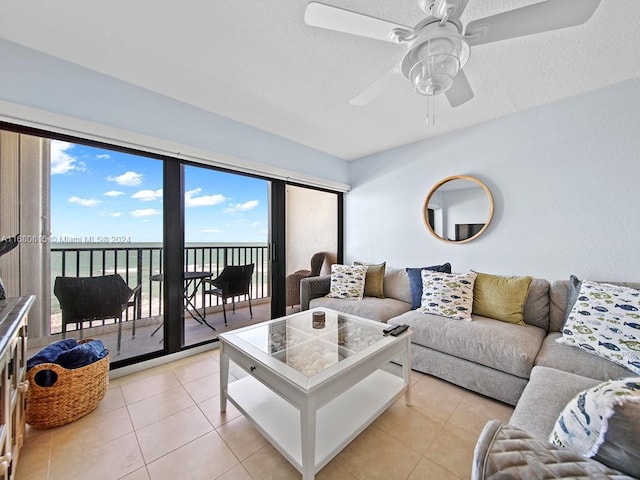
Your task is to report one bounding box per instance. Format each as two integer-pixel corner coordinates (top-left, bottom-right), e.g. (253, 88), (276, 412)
(50, 243), (270, 334)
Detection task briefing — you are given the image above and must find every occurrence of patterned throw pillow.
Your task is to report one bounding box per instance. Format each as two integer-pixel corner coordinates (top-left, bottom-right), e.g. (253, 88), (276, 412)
(549, 377), (640, 477)
(325, 264), (368, 300)
(420, 270), (476, 320)
(406, 263), (452, 309)
(556, 280), (640, 374)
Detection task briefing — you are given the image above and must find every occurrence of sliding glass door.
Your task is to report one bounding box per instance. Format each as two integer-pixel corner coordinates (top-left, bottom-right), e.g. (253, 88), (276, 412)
(182, 163), (270, 347)
(49, 140), (165, 363)
(0, 124), (343, 369)
(284, 184), (341, 313)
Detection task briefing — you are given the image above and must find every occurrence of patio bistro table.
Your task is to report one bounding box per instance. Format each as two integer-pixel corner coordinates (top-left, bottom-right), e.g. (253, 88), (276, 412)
(150, 271), (215, 335)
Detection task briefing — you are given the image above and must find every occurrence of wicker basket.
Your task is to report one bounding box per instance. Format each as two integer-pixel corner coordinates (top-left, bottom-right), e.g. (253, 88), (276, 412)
(25, 340), (109, 429)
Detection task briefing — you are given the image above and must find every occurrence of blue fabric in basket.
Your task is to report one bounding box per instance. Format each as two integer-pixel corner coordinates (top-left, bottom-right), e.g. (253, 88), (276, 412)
(27, 338), (78, 370)
(56, 340), (109, 370)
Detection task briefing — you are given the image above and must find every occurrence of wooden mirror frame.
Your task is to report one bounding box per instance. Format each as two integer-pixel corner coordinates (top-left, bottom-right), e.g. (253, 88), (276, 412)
(422, 175), (494, 244)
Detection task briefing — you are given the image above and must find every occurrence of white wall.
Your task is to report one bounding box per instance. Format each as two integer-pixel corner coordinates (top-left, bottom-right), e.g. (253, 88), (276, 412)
(0, 39), (349, 187)
(346, 78), (640, 282)
(286, 185), (337, 275)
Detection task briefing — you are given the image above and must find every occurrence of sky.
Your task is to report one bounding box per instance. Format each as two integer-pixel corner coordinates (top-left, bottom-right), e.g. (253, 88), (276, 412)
(50, 141), (269, 243)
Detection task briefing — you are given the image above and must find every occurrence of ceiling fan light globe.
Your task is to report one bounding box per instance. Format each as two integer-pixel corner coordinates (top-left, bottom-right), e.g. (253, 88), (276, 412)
(409, 54), (460, 96)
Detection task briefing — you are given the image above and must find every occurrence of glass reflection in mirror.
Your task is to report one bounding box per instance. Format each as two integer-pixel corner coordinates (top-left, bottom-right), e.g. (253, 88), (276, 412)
(423, 175), (494, 243)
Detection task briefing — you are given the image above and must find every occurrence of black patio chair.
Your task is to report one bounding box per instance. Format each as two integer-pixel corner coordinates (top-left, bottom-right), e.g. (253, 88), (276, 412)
(202, 264), (254, 326)
(53, 274), (141, 355)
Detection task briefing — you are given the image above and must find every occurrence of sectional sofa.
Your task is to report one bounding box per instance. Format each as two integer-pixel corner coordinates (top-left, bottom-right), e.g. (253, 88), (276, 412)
(300, 268), (639, 477)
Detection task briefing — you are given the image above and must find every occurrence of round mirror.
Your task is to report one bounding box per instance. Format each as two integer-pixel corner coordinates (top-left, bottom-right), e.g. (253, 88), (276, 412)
(423, 175), (494, 244)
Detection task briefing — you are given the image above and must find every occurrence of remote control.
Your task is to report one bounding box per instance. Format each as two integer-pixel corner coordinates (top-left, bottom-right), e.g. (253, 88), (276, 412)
(382, 325), (397, 335)
(389, 325), (409, 336)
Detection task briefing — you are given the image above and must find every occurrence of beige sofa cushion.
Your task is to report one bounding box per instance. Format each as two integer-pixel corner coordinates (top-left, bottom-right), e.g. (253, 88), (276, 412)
(309, 296), (411, 323)
(535, 332), (635, 380)
(389, 310), (546, 378)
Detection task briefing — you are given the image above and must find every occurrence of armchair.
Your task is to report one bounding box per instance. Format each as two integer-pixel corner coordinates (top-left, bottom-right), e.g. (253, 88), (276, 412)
(286, 252), (327, 307)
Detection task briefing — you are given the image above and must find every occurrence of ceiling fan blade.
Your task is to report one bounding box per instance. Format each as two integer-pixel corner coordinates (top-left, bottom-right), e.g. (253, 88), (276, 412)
(349, 65), (401, 106)
(305, 2), (412, 43)
(464, 0), (601, 47)
(445, 70), (474, 107)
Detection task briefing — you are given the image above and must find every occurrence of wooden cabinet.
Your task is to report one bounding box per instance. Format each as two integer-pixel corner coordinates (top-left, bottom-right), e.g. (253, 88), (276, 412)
(0, 297), (34, 480)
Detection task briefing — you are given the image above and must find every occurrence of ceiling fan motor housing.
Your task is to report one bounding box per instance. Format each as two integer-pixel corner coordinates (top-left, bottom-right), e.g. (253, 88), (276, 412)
(401, 22), (470, 96)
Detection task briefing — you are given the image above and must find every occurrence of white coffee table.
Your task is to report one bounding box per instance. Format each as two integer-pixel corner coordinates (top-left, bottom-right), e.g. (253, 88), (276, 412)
(219, 308), (412, 480)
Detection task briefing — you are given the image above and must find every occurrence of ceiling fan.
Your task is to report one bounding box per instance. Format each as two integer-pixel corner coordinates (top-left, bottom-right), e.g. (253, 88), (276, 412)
(304, 0), (602, 108)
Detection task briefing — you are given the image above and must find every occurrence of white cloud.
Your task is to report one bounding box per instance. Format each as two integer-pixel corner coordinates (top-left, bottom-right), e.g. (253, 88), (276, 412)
(68, 196), (100, 207)
(104, 190), (124, 197)
(185, 188), (226, 207)
(224, 200), (259, 213)
(51, 141), (86, 175)
(202, 228), (224, 233)
(107, 171), (143, 186)
(132, 189), (163, 201)
(250, 221), (262, 227)
(96, 154), (111, 159)
(131, 208), (161, 218)
(109, 212), (122, 217)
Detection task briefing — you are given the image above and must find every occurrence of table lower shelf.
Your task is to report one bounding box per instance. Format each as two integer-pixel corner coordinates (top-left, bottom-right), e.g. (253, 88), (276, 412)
(227, 368), (406, 474)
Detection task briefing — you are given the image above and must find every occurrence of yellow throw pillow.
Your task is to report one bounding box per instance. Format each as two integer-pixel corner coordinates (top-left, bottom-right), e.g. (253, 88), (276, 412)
(472, 272), (532, 325)
(354, 261), (386, 298)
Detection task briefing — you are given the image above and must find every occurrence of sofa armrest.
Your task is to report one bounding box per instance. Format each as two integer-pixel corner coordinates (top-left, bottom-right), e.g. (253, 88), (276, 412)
(472, 420), (633, 480)
(300, 275), (330, 311)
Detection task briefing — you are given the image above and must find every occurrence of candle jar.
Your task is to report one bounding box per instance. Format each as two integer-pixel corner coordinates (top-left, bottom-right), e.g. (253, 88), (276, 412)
(312, 311), (326, 329)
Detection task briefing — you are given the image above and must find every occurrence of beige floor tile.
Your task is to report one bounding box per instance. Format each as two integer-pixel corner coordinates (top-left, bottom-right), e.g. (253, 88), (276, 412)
(108, 377), (122, 388)
(216, 416), (268, 461)
(117, 364), (171, 385)
(183, 371), (221, 403)
(15, 429), (52, 480)
(121, 467), (151, 480)
(51, 405), (134, 454)
(136, 405), (213, 463)
(448, 392), (514, 436)
(373, 399), (445, 454)
(93, 384), (126, 415)
(146, 431), (238, 480)
(24, 424), (52, 442)
(215, 463), (252, 480)
(171, 353), (220, 384)
(336, 426), (421, 480)
(423, 423), (477, 480)
(198, 394), (241, 428)
(407, 457), (461, 480)
(410, 375), (466, 421)
(49, 431), (144, 480)
(127, 385), (195, 429)
(242, 444), (300, 480)
(121, 370), (182, 404)
(316, 460), (359, 480)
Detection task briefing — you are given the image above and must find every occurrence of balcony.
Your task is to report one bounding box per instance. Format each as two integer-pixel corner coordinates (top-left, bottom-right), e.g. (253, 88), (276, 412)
(48, 243), (285, 361)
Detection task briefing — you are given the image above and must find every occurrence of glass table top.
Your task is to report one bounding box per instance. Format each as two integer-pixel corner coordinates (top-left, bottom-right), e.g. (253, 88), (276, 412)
(232, 309), (387, 378)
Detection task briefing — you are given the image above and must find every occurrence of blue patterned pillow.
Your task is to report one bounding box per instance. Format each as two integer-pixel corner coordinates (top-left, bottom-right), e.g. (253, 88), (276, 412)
(406, 263), (452, 309)
(549, 377), (640, 476)
(420, 270), (476, 320)
(556, 280), (640, 374)
(326, 264), (368, 300)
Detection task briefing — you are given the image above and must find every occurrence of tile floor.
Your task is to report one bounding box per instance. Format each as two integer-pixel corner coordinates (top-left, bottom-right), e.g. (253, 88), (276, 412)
(16, 349), (513, 480)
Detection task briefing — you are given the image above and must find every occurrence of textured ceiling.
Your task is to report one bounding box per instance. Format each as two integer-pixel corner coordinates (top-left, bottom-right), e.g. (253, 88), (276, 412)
(1, 0), (639, 160)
